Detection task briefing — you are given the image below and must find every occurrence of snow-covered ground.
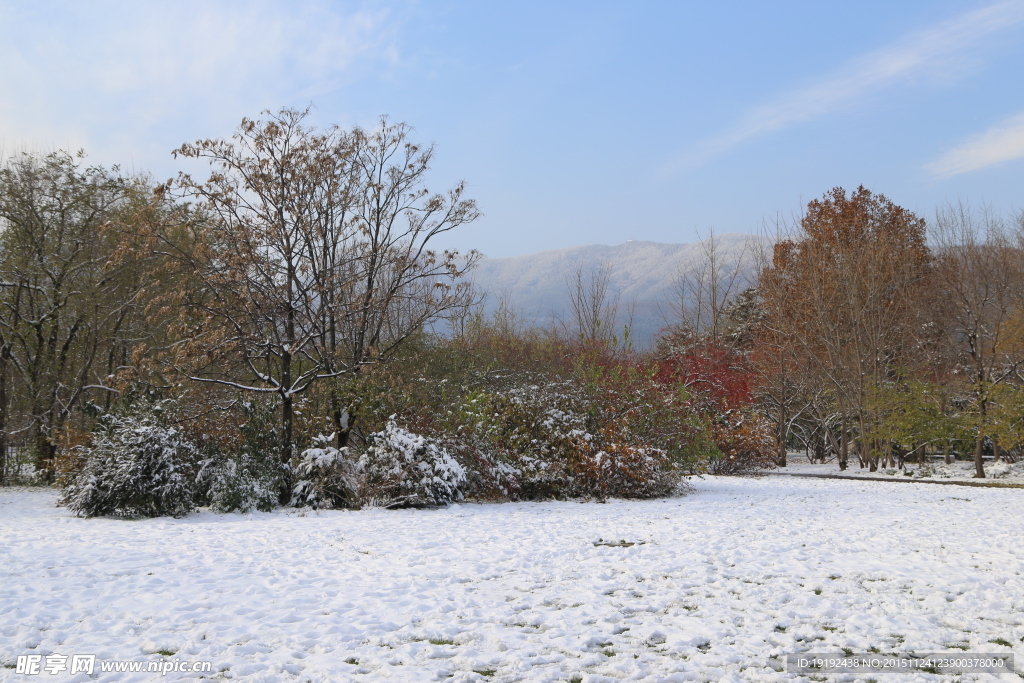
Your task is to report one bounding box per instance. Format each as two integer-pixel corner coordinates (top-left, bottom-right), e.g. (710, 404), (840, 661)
(781, 453), (1024, 484)
(1, 477), (1021, 682)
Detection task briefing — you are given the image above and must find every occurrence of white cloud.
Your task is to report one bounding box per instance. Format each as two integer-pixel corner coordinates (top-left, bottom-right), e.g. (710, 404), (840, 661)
(0, 0), (399, 173)
(665, 0), (1024, 173)
(925, 112), (1024, 177)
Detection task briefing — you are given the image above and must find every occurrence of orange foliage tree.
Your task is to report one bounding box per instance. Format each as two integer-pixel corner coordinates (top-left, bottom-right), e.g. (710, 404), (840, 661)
(760, 186), (930, 470)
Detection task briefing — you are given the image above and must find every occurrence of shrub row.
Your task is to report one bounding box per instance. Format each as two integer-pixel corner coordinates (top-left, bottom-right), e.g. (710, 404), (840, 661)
(60, 380), (709, 517)
(60, 399), (471, 518)
(59, 333), (778, 518)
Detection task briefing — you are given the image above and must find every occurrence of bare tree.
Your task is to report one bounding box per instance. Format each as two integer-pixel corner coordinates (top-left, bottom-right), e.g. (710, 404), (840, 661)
(489, 289), (524, 340)
(565, 260), (620, 344)
(161, 109), (479, 465)
(931, 203), (1024, 478)
(673, 228), (752, 343)
(330, 119), (481, 443)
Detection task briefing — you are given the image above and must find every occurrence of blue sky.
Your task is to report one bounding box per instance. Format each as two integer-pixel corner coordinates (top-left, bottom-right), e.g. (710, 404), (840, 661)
(1, 1), (1023, 257)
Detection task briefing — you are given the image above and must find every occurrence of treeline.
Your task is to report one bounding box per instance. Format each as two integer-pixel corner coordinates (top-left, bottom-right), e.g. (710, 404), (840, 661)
(0, 109), (772, 515)
(0, 109), (482, 492)
(752, 188), (1024, 477)
(550, 185), (1024, 482)
(0, 108), (1015, 515)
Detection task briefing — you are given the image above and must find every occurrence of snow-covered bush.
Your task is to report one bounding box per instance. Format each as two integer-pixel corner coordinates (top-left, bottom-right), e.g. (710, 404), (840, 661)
(360, 418), (466, 507)
(464, 382), (589, 499)
(290, 434), (361, 509)
(199, 448), (281, 513)
(705, 411), (777, 475)
(61, 401), (200, 518)
(198, 402), (283, 513)
(449, 382), (691, 499)
(986, 460), (1013, 479)
(574, 425), (678, 498)
(433, 432), (523, 501)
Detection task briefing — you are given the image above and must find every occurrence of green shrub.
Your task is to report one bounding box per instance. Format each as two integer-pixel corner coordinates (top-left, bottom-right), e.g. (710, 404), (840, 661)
(290, 434), (360, 509)
(360, 418), (466, 507)
(199, 401), (283, 513)
(61, 400), (200, 518)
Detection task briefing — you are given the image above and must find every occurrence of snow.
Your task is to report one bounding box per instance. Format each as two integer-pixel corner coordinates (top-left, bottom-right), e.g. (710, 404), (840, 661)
(360, 420), (466, 507)
(781, 452), (1024, 484)
(1, 476), (1022, 682)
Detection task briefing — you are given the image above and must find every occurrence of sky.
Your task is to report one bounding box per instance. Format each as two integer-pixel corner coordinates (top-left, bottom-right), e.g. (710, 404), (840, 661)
(1, 0), (1023, 258)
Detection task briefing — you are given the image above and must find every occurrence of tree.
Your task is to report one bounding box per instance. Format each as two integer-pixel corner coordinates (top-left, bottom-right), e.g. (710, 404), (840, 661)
(760, 186), (930, 470)
(161, 109), (479, 472)
(930, 204), (1024, 477)
(869, 378), (966, 464)
(746, 304), (813, 468)
(565, 260), (620, 344)
(332, 118), (481, 443)
(672, 228), (753, 344)
(0, 151), (154, 478)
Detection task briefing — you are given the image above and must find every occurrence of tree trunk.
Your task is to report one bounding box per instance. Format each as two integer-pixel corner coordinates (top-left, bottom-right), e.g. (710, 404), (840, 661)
(281, 394), (293, 465)
(0, 344), (7, 486)
(280, 300), (295, 500)
(839, 414), (848, 471)
(33, 426), (55, 483)
(279, 391), (294, 505)
(332, 397), (346, 449)
(333, 401), (353, 449)
(777, 404), (787, 467)
(858, 412), (871, 470)
(974, 433), (985, 478)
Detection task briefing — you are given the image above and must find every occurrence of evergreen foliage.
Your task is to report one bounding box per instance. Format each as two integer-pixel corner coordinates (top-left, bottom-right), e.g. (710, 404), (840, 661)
(199, 401), (283, 513)
(360, 418), (467, 508)
(61, 401), (199, 518)
(290, 434), (360, 509)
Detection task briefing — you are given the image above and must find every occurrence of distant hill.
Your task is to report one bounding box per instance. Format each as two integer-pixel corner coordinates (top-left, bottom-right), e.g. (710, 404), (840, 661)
(470, 233), (766, 346)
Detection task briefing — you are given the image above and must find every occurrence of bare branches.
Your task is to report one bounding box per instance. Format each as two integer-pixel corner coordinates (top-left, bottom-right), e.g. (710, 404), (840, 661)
(0, 151), (156, 476)
(162, 109), (480, 462)
(930, 202), (1024, 476)
(565, 260), (619, 344)
(672, 228), (753, 343)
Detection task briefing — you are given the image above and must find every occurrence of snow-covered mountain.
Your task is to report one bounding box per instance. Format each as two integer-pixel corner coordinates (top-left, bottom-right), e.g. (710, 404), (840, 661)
(470, 233), (766, 346)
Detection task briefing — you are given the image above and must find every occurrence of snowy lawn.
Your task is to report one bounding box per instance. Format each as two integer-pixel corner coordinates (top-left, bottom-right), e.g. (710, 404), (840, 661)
(1, 477), (1022, 682)
(780, 453), (1024, 485)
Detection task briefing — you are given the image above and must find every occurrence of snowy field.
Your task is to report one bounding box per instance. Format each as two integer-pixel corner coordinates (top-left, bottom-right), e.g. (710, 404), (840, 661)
(781, 453), (1024, 485)
(1, 477), (1022, 682)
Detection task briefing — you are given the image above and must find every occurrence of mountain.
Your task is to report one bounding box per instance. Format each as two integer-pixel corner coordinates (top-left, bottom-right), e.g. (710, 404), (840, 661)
(470, 233), (766, 346)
